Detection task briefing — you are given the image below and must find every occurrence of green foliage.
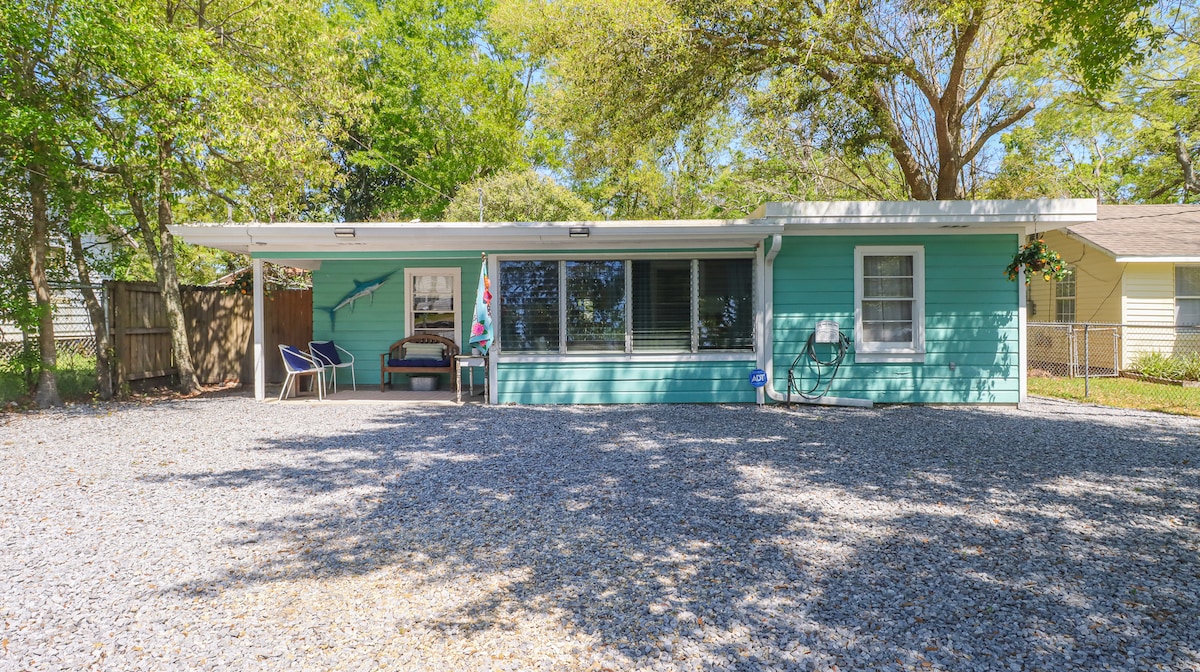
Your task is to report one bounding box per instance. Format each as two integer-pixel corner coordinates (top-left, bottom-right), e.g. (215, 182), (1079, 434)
(329, 0), (534, 221)
(1130, 352), (1200, 381)
(444, 170), (595, 222)
(987, 3), (1197, 202)
(1005, 239), (1070, 283)
(0, 353), (98, 405)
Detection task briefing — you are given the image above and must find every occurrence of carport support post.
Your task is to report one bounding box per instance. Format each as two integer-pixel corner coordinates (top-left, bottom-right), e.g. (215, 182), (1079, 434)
(253, 258), (265, 401)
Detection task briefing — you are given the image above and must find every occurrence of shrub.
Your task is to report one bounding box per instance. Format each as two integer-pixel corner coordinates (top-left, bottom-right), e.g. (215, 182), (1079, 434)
(1130, 351), (1199, 381)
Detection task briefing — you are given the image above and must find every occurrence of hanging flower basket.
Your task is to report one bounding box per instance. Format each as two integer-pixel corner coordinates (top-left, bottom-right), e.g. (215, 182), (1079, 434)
(1005, 239), (1069, 283)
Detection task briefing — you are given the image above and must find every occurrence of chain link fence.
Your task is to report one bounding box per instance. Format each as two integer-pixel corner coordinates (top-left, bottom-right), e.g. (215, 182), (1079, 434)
(1028, 322), (1200, 412)
(1, 285), (105, 390)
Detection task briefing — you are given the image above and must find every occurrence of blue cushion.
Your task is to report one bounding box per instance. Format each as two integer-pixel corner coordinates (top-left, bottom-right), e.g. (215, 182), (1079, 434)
(386, 358), (450, 368)
(310, 341), (341, 365)
(281, 346), (315, 372)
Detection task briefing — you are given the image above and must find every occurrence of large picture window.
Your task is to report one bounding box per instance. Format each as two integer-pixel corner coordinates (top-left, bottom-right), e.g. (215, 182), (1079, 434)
(499, 257), (754, 355)
(854, 246), (925, 361)
(1177, 265), (1200, 327)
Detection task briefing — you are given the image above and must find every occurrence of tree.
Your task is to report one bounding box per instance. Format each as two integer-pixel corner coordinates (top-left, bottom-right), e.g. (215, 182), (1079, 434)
(496, 0), (1160, 201)
(84, 0), (354, 394)
(985, 2), (1197, 203)
(0, 0), (117, 406)
(444, 170), (595, 221)
(329, 0), (534, 221)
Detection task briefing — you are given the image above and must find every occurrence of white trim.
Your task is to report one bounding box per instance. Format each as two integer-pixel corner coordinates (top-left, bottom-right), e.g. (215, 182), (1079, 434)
(1116, 256), (1200, 263)
(1018, 265), (1028, 406)
(404, 267), (462, 348)
(499, 353), (757, 364)
(854, 245), (926, 360)
(253, 259), (265, 401)
(487, 254), (499, 404)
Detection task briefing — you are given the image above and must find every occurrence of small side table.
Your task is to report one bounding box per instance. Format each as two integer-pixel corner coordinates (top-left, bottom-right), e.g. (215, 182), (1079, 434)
(454, 355), (487, 403)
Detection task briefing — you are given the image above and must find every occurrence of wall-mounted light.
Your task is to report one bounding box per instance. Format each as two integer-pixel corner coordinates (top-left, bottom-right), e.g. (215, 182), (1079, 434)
(569, 227), (590, 238)
(334, 227), (356, 238)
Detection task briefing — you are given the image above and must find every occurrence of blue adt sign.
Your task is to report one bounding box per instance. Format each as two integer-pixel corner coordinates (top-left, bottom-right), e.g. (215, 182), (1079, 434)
(749, 369), (768, 388)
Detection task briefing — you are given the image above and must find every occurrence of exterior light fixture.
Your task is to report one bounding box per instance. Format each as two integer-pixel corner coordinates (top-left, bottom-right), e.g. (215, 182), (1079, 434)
(334, 227), (356, 238)
(569, 227), (590, 238)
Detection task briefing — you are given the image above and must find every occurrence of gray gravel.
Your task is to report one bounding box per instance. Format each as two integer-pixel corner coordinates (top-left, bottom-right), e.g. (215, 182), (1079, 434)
(2, 394), (1198, 671)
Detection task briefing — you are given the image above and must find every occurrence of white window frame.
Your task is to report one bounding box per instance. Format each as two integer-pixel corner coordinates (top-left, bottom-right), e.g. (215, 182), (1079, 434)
(494, 253), (757, 362)
(1054, 265), (1076, 323)
(854, 245), (925, 363)
(1176, 264), (1200, 327)
(404, 267), (461, 347)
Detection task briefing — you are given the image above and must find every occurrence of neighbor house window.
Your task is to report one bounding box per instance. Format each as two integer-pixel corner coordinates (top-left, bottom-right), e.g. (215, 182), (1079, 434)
(499, 257), (754, 354)
(854, 246), (924, 361)
(1177, 265), (1200, 327)
(406, 268), (460, 345)
(1055, 266), (1076, 323)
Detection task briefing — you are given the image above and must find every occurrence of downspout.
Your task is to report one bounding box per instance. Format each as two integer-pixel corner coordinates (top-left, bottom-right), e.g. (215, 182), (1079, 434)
(760, 234), (873, 408)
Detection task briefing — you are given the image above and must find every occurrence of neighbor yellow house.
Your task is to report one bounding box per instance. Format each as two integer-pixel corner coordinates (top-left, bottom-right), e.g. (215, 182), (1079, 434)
(1027, 204), (1200, 372)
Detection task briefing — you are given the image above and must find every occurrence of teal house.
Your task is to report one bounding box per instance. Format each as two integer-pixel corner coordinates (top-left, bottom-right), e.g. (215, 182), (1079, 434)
(172, 199), (1097, 406)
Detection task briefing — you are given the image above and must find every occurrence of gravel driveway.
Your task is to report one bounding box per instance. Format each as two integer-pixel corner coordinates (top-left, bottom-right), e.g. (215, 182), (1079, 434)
(2, 395), (1198, 671)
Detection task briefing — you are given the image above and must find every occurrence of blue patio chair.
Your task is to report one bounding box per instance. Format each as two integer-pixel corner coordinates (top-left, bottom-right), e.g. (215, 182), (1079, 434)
(309, 340), (356, 394)
(279, 344), (326, 401)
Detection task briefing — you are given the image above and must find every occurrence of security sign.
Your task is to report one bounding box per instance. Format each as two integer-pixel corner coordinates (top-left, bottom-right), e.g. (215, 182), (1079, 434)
(749, 369), (768, 388)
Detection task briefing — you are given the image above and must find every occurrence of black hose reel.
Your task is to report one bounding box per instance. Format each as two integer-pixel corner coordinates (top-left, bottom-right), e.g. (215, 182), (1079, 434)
(787, 320), (851, 402)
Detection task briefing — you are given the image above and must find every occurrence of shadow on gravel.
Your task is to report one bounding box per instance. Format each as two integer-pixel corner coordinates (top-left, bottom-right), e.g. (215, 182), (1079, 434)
(156, 401), (1200, 670)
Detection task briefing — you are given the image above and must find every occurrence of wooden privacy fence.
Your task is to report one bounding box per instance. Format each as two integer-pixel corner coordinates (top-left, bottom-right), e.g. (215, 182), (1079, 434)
(108, 281), (312, 386)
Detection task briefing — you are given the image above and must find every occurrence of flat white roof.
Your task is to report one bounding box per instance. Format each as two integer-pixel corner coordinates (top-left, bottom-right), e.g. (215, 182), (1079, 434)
(169, 199), (1098, 258)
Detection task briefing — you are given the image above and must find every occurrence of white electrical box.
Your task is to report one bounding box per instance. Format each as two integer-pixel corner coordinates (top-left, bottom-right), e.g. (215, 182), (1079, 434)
(813, 320), (841, 344)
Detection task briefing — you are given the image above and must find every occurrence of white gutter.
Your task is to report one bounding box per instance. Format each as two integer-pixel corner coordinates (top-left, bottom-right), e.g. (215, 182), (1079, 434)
(759, 235), (873, 409)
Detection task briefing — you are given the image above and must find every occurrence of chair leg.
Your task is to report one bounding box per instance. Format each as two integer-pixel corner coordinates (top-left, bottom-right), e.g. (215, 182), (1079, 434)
(349, 366), (356, 391)
(279, 372), (293, 401)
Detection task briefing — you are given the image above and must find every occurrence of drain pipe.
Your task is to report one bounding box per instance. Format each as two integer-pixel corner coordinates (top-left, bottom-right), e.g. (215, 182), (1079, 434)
(760, 235), (873, 408)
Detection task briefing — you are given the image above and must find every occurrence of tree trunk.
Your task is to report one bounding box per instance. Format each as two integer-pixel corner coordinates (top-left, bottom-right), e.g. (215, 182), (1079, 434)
(69, 231), (113, 400)
(27, 156), (62, 408)
(119, 136), (201, 395)
(1176, 126), (1200, 196)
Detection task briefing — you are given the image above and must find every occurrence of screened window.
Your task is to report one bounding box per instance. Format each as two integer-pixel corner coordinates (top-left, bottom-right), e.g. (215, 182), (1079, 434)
(854, 246), (924, 360)
(1177, 265), (1200, 327)
(498, 257), (754, 354)
(1054, 267), (1076, 323)
(499, 261), (559, 353)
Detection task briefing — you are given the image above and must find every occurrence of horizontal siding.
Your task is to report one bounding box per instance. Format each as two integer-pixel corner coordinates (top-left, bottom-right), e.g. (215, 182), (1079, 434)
(1122, 263), (1175, 325)
(1025, 231), (1123, 324)
(497, 361), (757, 404)
(312, 258), (480, 387)
(773, 234), (1021, 404)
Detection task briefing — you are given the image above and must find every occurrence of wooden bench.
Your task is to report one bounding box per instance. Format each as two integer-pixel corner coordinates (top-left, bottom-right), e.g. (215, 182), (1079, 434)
(379, 334), (459, 392)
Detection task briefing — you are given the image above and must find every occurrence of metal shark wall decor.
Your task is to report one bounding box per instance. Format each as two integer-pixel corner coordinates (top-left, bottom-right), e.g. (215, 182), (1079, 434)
(322, 270), (399, 330)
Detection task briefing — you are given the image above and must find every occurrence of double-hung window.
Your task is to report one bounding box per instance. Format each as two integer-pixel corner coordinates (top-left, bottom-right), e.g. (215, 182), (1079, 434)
(1177, 265), (1200, 327)
(498, 257), (754, 354)
(1054, 266), (1076, 323)
(854, 246), (925, 362)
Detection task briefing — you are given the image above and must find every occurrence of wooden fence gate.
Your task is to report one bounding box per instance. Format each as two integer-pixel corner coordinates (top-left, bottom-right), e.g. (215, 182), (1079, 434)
(108, 281), (312, 386)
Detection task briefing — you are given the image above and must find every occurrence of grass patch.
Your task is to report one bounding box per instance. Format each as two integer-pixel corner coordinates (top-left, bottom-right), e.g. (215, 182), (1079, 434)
(1029, 376), (1200, 417)
(0, 353), (99, 405)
